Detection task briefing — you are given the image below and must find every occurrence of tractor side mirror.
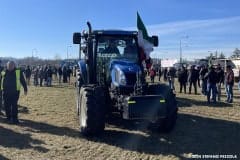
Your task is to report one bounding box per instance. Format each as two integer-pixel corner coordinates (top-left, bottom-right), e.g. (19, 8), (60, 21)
(73, 32), (81, 44)
(152, 36), (158, 47)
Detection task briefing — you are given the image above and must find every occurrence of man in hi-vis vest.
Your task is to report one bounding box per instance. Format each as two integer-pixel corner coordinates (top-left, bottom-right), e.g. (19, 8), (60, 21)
(0, 61), (27, 124)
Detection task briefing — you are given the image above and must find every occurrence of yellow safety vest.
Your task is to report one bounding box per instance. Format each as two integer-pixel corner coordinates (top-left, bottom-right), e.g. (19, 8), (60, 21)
(0, 69), (21, 91)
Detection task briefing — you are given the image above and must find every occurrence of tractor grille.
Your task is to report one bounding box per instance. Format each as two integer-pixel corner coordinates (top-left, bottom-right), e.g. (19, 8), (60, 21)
(125, 73), (137, 85)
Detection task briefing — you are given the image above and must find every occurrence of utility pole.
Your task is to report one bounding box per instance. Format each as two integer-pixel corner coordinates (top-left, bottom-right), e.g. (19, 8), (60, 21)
(67, 45), (72, 62)
(179, 36), (188, 65)
(180, 40), (182, 64)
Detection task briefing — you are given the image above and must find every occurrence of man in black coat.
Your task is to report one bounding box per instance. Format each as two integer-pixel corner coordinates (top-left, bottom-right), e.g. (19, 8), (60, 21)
(25, 65), (31, 85)
(199, 65), (208, 95)
(0, 61), (27, 124)
(216, 64), (224, 101)
(188, 65), (198, 94)
(204, 66), (218, 103)
(178, 66), (188, 93)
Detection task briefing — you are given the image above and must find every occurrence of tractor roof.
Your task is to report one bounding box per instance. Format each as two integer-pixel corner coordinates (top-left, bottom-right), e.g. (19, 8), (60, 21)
(92, 30), (138, 36)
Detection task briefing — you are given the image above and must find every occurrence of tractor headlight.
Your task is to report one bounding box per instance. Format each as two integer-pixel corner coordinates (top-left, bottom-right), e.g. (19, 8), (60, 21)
(116, 68), (126, 86)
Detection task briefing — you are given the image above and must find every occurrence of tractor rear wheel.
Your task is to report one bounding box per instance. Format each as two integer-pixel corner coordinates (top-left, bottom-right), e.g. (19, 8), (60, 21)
(79, 85), (106, 136)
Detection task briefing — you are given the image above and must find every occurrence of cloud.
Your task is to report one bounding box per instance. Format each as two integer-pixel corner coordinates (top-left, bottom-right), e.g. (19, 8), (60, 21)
(147, 16), (240, 35)
(139, 16), (240, 59)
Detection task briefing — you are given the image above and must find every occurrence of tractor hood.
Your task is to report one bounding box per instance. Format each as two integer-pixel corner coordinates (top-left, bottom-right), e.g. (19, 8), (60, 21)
(110, 59), (141, 87)
(110, 59), (140, 73)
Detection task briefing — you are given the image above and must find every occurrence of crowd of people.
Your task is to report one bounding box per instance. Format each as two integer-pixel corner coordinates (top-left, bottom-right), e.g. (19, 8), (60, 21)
(149, 64), (237, 104)
(0, 60), (77, 124)
(23, 65), (74, 87)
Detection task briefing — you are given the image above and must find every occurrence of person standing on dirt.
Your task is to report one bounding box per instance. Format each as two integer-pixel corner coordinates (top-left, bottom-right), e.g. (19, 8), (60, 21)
(149, 67), (156, 83)
(225, 65), (234, 103)
(46, 66), (53, 86)
(0, 61), (27, 124)
(204, 66), (218, 104)
(167, 67), (176, 90)
(188, 65), (198, 94)
(33, 67), (39, 86)
(62, 66), (68, 83)
(25, 65), (31, 85)
(158, 68), (162, 81)
(216, 64), (224, 101)
(196, 66), (201, 88)
(58, 66), (63, 84)
(199, 65), (208, 95)
(163, 68), (168, 81)
(39, 66), (45, 87)
(43, 66), (48, 86)
(67, 67), (72, 84)
(178, 66), (188, 93)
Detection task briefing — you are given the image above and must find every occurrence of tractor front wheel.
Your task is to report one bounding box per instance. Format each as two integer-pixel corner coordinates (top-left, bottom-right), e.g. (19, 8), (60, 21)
(79, 85), (106, 136)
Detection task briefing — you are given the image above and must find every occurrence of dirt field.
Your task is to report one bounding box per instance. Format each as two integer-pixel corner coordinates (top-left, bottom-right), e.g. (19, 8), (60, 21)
(0, 79), (240, 160)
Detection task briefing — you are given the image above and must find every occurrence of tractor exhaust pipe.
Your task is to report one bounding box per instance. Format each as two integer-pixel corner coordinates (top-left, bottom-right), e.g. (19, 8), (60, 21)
(87, 21), (92, 34)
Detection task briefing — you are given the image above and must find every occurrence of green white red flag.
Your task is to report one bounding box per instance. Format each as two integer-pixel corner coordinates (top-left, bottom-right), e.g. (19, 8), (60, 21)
(137, 12), (154, 59)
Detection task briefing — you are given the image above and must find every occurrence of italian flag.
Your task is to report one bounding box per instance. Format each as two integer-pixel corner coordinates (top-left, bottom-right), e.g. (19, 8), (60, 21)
(137, 12), (154, 59)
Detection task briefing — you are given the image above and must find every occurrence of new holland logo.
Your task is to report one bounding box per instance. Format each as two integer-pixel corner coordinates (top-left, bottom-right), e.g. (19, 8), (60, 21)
(128, 67), (134, 71)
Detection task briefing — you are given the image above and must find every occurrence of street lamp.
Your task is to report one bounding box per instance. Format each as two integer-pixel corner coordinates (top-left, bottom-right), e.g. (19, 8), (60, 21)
(67, 45), (72, 60)
(32, 48), (38, 58)
(180, 36), (188, 64)
(31, 48), (38, 65)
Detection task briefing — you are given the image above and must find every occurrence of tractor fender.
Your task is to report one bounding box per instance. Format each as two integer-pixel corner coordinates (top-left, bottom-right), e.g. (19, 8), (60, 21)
(78, 60), (88, 84)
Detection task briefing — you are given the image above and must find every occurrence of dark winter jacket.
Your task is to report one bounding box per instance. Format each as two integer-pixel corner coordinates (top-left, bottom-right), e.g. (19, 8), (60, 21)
(25, 67), (31, 78)
(225, 70), (234, 85)
(204, 69), (218, 84)
(199, 68), (208, 80)
(178, 69), (188, 83)
(58, 67), (63, 76)
(167, 68), (176, 80)
(47, 68), (53, 78)
(188, 69), (198, 82)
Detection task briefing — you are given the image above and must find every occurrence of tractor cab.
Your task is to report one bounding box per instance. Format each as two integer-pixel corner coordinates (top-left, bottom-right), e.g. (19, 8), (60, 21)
(94, 31), (142, 90)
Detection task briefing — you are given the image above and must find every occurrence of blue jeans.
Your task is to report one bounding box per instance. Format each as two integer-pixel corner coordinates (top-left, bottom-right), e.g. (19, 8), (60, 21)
(168, 79), (175, 90)
(47, 77), (52, 86)
(226, 84), (233, 102)
(201, 80), (207, 95)
(207, 83), (217, 103)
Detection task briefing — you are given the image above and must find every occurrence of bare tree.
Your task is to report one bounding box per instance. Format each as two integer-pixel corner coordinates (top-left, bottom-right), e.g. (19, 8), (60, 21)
(54, 53), (62, 60)
(231, 48), (240, 58)
(219, 52), (225, 59)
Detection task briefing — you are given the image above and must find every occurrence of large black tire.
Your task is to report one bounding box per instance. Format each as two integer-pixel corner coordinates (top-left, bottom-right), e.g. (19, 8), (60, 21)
(79, 85), (106, 136)
(76, 76), (85, 116)
(76, 87), (81, 116)
(148, 84), (178, 133)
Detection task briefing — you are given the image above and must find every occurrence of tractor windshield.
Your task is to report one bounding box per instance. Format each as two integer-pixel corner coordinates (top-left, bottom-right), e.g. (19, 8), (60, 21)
(96, 36), (138, 63)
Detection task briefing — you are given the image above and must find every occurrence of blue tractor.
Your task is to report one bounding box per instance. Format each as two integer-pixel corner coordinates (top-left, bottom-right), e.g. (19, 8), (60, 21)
(73, 22), (177, 136)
